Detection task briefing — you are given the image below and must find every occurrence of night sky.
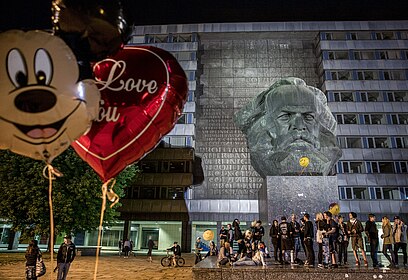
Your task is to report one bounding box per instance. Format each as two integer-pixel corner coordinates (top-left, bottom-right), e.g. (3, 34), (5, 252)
(0, 0), (407, 31)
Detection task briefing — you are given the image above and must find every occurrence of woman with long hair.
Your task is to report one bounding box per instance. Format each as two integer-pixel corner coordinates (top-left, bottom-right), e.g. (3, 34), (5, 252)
(315, 212), (327, 268)
(25, 240), (40, 280)
(269, 219), (281, 262)
(381, 216), (395, 268)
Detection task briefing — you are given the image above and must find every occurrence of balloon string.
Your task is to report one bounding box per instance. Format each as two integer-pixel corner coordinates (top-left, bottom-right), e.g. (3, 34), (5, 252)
(46, 164), (55, 280)
(93, 178), (118, 280)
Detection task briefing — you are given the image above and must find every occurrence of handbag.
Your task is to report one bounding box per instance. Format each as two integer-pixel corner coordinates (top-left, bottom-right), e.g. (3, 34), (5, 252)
(36, 256), (46, 277)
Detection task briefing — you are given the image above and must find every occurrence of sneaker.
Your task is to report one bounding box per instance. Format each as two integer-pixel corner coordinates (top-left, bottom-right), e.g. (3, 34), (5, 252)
(318, 264), (324, 269)
(344, 262), (348, 266)
(304, 261), (309, 266)
(332, 264), (338, 269)
(308, 264), (315, 268)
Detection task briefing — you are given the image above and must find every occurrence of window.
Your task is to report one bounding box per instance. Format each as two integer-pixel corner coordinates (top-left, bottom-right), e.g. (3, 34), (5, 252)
(339, 186), (368, 199)
(363, 114), (386, 125)
(394, 137), (408, 148)
(390, 114), (408, 124)
(398, 162), (408, 173)
(374, 187), (383, 199)
(378, 162), (395, 173)
(336, 114), (358, 124)
(367, 137), (389, 148)
(324, 32), (347, 40)
(341, 161), (364, 173)
(360, 91), (380, 102)
(379, 50), (401, 59)
(169, 161), (187, 173)
(330, 71), (351, 80)
(357, 70), (379, 80)
(387, 91), (408, 102)
(353, 51), (375, 60)
(177, 114), (187, 124)
(383, 187), (400, 199)
(353, 188), (369, 199)
(327, 51), (349, 60)
(347, 137), (362, 148)
(375, 32), (395, 40)
(354, 32), (371, 40)
(333, 92), (354, 102)
(384, 70), (405, 80)
(140, 161), (159, 173)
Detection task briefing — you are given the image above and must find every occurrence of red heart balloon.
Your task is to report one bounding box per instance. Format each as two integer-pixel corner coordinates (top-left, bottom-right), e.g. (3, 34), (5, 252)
(72, 46), (188, 182)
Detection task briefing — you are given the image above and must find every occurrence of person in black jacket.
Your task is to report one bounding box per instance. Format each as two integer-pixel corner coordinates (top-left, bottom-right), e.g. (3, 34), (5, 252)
(269, 219), (281, 262)
(25, 240), (40, 280)
(303, 213), (315, 267)
(57, 235), (76, 280)
(365, 213), (380, 267)
(167, 242), (182, 266)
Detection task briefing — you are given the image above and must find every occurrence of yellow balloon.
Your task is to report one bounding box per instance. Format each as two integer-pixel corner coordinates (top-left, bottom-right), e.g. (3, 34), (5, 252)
(299, 157), (310, 167)
(329, 203), (340, 216)
(203, 230), (214, 241)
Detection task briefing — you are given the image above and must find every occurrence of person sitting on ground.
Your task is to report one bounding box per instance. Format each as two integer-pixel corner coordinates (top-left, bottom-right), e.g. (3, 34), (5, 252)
(167, 242), (182, 266)
(233, 242), (267, 267)
(205, 241), (218, 258)
(218, 241), (234, 266)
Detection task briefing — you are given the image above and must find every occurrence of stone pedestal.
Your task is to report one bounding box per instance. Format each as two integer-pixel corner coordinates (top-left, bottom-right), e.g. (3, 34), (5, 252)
(259, 176), (338, 224)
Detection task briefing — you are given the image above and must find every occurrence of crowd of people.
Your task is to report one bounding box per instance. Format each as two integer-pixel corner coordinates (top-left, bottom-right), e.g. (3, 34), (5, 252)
(195, 213), (407, 269)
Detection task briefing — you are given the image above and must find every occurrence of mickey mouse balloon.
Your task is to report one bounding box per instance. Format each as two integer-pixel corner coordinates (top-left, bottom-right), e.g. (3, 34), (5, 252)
(0, 30), (100, 163)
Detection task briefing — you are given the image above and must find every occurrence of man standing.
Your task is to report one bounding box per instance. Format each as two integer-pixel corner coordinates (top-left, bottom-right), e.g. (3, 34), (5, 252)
(194, 237), (203, 264)
(290, 214), (301, 263)
(219, 226), (228, 247)
(57, 235), (76, 280)
(365, 213), (380, 267)
(393, 216), (407, 267)
(303, 213), (314, 267)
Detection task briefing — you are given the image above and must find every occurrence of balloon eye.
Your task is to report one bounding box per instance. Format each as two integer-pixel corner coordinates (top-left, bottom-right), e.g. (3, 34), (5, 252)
(7, 49), (28, 88)
(34, 49), (53, 85)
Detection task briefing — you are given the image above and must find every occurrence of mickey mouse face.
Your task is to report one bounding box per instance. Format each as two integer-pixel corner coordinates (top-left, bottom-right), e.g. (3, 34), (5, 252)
(0, 30), (99, 162)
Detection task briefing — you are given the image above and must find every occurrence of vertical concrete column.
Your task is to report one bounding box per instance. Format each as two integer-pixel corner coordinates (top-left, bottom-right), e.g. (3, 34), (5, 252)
(181, 220), (192, 253)
(122, 220), (130, 241)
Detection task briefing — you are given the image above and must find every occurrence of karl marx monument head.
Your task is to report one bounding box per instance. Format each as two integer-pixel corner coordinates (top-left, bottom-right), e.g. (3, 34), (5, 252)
(234, 77), (342, 177)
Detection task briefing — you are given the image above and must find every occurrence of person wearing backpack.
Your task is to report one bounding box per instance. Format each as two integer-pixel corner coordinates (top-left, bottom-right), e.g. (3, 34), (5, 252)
(278, 216), (294, 265)
(324, 211), (338, 268)
(347, 212), (368, 267)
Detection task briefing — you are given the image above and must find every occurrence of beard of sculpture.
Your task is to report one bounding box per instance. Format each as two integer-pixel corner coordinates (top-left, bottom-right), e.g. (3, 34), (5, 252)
(235, 77), (342, 177)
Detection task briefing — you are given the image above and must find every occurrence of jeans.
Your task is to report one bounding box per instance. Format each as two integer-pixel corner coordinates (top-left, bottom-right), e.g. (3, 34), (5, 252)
(394, 242), (407, 265)
(369, 238), (379, 265)
(322, 237), (330, 264)
(318, 243), (323, 264)
(304, 238), (315, 265)
(293, 236), (301, 258)
(57, 262), (71, 280)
